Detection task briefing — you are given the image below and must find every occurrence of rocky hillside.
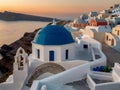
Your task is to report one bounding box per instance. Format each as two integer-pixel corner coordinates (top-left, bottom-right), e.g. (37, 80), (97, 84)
(0, 29), (38, 83)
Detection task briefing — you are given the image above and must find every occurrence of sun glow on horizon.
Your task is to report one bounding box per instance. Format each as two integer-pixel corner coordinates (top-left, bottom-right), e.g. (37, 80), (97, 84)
(0, 0), (120, 18)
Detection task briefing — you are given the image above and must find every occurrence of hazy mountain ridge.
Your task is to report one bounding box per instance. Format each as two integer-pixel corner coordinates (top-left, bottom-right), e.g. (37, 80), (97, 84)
(0, 11), (53, 21)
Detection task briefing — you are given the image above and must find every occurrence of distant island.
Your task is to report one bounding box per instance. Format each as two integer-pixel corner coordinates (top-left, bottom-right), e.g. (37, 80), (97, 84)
(0, 11), (54, 21)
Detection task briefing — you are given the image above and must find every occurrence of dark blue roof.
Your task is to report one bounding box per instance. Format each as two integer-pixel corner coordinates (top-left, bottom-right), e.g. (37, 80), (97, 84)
(33, 25), (75, 45)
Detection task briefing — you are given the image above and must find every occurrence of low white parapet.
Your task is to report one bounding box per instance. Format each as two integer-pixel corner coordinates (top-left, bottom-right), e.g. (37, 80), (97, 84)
(87, 70), (120, 90)
(114, 63), (120, 71)
(30, 80), (40, 90)
(41, 85), (47, 90)
(90, 71), (112, 77)
(112, 63), (120, 82)
(87, 74), (96, 90)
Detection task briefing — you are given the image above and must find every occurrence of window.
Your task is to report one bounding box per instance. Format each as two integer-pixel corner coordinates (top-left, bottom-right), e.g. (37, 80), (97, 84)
(83, 44), (88, 49)
(65, 49), (69, 60)
(106, 35), (108, 40)
(49, 51), (54, 61)
(37, 49), (40, 59)
(111, 39), (114, 46)
(118, 30), (119, 36)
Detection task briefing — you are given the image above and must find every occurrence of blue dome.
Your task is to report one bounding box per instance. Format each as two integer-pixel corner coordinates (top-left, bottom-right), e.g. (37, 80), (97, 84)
(33, 25), (75, 45)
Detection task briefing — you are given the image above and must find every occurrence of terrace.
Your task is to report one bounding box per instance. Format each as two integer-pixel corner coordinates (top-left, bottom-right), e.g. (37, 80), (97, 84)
(87, 63), (120, 90)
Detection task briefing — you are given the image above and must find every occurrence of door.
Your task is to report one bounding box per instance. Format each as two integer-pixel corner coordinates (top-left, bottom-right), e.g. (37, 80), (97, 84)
(49, 51), (54, 61)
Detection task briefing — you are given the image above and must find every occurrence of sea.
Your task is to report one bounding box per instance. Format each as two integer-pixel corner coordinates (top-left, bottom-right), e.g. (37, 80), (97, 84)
(0, 20), (50, 47)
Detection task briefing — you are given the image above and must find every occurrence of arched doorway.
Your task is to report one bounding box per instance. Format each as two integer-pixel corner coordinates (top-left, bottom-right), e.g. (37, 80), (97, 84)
(27, 63), (65, 87)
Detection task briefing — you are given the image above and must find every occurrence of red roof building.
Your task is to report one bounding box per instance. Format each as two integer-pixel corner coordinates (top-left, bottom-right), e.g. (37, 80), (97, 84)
(89, 18), (108, 26)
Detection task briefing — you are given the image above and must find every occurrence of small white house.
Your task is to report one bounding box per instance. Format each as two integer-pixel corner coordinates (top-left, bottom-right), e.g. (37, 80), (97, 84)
(104, 25), (120, 51)
(112, 4), (120, 16)
(112, 25), (120, 39)
(70, 18), (87, 29)
(84, 25), (112, 42)
(80, 13), (88, 20)
(89, 12), (98, 17)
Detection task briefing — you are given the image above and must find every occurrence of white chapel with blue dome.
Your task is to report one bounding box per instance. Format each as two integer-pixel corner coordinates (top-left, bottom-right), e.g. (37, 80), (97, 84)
(0, 20), (109, 90)
(31, 23), (75, 62)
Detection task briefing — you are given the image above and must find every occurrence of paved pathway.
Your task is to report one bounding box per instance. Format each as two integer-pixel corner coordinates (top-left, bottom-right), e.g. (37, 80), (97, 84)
(102, 44), (120, 67)
(66, 79), (90, 90)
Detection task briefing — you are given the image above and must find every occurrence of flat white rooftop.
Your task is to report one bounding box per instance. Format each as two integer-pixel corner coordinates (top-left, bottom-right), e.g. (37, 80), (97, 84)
(75, 49), (92, 61)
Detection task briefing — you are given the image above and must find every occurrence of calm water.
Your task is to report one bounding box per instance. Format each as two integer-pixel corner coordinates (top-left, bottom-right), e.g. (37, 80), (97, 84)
(0, 20), (50, 47)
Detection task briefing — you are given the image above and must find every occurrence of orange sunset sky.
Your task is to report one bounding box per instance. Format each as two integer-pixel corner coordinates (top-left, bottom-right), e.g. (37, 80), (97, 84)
(0, 0), (120, 18)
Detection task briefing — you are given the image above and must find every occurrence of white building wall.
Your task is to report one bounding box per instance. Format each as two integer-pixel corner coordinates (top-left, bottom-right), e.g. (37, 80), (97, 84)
(43, 45), (61, 62)
(85, 26), (111, 33)
(61, 43), (75, 61)
(32, 43), (45, 61)
(97, 26), (111, 32)
(13, 70), (28, 90)
(104, 33), (117, 46)
(94, 32), (105, 42)
(85, 26), (111, 42)
(31, 43), (75, 62)
(112, 6), (120, 16)
(85, 29), (94, 38)
(112, 25), (120, 39)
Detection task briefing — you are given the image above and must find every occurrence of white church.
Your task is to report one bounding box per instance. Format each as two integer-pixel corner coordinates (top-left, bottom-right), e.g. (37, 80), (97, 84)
(30, 23), (75, 62)
(0, 21), (120, 90)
